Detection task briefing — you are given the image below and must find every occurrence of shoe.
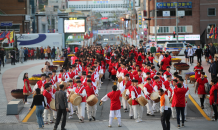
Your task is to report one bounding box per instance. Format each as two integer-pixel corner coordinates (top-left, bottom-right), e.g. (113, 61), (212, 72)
(38, 127), (43, 129)
(101, 82), (103, 84)
(147, 113), (150, 116)
(44, 122), (49, 125)
(61, 128), (67, 130)
(42, 125), (44, 128)
(130, 116), (133, 119)
(92, 116), (96, 121)
(68, 116), (73, 119)
(89, 118), (92, 121)
(49, 120), (54, 123)
(138, 119), (142, 122)
(79, 119), (84, 123)
(108, 125), (112, 128)
(177, 125), (180, 129)
(201, 106), (204, 109)
(25, 102), (30, 105)
(135, 119), (140, 123)
(182, 124), (185, 127)
(118, 124), (122, 127)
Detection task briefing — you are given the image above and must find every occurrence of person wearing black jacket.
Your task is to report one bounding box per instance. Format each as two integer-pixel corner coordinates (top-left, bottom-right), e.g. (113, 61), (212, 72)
(29, 88), (47, 129)
(215, 57), (218, 76)
(195, 45), (203, 63)
(210, 43), (216, 59)
(207, 58), (217, 80)
(10, 48), (16, 65)
(0, 48), (5, 67)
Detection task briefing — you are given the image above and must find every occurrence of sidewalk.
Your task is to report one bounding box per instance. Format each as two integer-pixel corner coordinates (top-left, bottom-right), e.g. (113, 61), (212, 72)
(0, 59), (47, 123)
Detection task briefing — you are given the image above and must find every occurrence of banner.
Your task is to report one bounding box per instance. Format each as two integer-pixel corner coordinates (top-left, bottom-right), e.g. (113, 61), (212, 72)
(9, 31), (14, 43)
(157, 2), (192, 9)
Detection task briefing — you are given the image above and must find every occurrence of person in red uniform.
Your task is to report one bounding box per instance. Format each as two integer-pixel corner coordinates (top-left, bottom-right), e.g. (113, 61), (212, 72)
(43, 83), (54, 124)
(160, 54), (171, 72)
(144, 72), (153, 84)
(174, 83), (188, 128)
(150, 66), (157, 79)
(148, 53), (154, 63)
(23, 73), (32, 104)
(100, 85), (125, 127)
(143, 78), (155, 116)
(162, 75), (172, 95)
(128, 67), (133, 80)
(85, 80), (98, 121)
(33, 74), (46, 91)
(131, 61), (137, 71)
(74, 47), (78, 53)
(132, 65), (140, 75)
(194, 62), (203, 85)
(134, 70), (143, 84)
(209, 79), (218, 121)
(111, 66), (117, 82)
(195, 72), (208, 109)
(51, 70), (58, 83)
(163, 66), (173, 81)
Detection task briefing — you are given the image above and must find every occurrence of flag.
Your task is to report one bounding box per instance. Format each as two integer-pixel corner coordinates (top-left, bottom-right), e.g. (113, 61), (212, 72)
(209, 26), (214, 38)
(0, 32), (6, 40)
(9, 31), (14, 43)
(5, 31), (10, 44)
(215, 27), (218, 39)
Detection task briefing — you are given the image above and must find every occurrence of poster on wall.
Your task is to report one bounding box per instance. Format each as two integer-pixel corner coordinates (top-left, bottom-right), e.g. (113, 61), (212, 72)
(163, 11), (170, 16)
(64, 20), (85, 33)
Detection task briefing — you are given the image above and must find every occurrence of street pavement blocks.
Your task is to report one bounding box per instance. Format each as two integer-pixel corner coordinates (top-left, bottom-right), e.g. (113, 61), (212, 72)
(7, 99), (24, 115)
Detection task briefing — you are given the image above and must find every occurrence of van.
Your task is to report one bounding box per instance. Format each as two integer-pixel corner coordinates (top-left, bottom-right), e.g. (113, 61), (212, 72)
(164, 42), (197, 55)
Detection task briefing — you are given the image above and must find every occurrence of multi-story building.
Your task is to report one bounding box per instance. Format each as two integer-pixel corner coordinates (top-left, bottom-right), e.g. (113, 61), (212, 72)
(147, 0), (201, 45)
(200, 0), (218, 44)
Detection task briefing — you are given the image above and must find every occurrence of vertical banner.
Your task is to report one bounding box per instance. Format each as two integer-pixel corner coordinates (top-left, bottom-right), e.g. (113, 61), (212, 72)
(138, 13), (142, 29)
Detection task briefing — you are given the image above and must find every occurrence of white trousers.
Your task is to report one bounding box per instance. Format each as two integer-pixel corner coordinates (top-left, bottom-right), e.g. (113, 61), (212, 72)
(132, 105), (142, 119)
(68, 102), (74, 115)
(44, 109), (53, 121)
(109, 110), (121, 118)
(86, 104), (97, 119)
(109, 117), (121, 126)
(171, 107), (176, 118)
(146, 100), (154, 115)
(53, 111), (57, 118)
(129, 105), (134, 117)
(77, 102), (86, 119)
(122, 97), (128, 109)
(152, 102), (160, 112)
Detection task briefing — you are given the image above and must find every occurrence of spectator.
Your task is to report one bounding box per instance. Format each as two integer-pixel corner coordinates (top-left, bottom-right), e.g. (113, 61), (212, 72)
(56, 47), (61, 59)
(47, 46), (51, 60)
(150, 44), (156, 56)
(19, 47), (24, 63)
(24, 47), (28, 61)
(209, 79), (218, 121)
(207, 58), (217, 80)
(210, 43), (216, 59)
(43, 61), (51, 75)
(0, 56), (1, 74)
(40, 47), (44, 59)
(215, 57), (218, 76)
(63, 49), (67, 58)
(36, 47), (40, 59)
(188, 46), (194, 65)
(10, 48), (16, 65)
(16, 48), (19, 62)
(0, 47), (4, 67)
(195, 45), (203, 63)
(204, 45), (210, 61)
(67, 46), (71, 54)
(51, 46), (56, 61)
(30, 48), (34, 60)
(27, 48), (31, 60)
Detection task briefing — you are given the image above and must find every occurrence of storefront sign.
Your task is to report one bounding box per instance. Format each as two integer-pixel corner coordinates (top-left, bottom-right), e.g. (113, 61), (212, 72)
(163, 11), (170, 16)
(185, 35), (200, 40)
(98, 30), (124, 34)
(149, 34), (200, 41)
(156, 2), (192, 9)
(138, 13), (142, 29)
(178, 10), (185, 16)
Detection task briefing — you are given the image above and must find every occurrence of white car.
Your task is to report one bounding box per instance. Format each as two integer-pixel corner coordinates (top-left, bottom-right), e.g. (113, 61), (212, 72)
(104, 38), (108, 41)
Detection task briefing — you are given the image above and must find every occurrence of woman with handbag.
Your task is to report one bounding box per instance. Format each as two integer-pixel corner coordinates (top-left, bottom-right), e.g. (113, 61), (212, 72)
(23, 73), (32, 104)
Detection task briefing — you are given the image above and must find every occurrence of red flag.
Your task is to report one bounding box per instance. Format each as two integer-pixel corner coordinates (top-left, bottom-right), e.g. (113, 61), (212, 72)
(5, 31), (10, 44)
(215, 27), (217, 39)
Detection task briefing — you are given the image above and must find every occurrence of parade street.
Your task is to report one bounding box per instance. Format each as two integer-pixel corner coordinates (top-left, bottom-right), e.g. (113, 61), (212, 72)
(0, 56), (217, 130)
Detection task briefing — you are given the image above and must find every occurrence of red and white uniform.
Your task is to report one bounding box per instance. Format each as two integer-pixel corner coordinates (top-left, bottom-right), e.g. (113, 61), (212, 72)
(163, 71), (173, 80)
(133, 74), (144, 84)
(51, 75), (58, 83)
(75, 85), (86, 118)
(162, 80), (171, 95)
(58, 73), (69, 82)
(33, 80), (45, 91)
(144, 83), (155, 115)
(43, 89), (54, 122)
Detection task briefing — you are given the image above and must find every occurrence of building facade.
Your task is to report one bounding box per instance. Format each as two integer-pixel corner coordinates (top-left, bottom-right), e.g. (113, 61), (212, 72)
(200, 0), (218, 44)
(147, 0), (200, 45)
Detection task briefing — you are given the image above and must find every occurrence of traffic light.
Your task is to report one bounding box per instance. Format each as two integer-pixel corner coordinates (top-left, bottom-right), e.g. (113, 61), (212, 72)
(121, 18), (130, 21)
(142, 18), (145, 21)
(173, 31), (176, 38)
(142, 18), (151, 21)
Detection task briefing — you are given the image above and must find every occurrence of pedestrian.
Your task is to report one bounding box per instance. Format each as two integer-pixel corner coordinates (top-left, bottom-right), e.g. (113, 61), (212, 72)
(29, 88), (47, 129)
(53, 84), (69, 130)
(16, 48), (19, 62)
(100, 85), (125, 127)
(150, 43), (156, 57)
(47, 46), (51, 60)
(214, 57), (218, 77)
(184, 46), (189, 64)
(10, 48), (16, 65)
(210, 42), (216, 59)
(19, 47), (25, 63)
(208, 58), (217, 80)
(51, 47), (56, 61)
(36, 47), (40, 59)
(195, 45), (203, 63)
(67, 46), (71, 54)
(0, 47), (4, 67)
(24, 47), (28, 61)
(195, 72), (208, 109)
(193, 62), (203, 87)
(159, 88), (171, 130)
(174, 83), (188, 128)
(204, 45), (210, 62)
(209, 79), (218, 121)
(23, 73), (32, 104)
(56, 47), (61, 59)
(0, 57), (1, 74)
(30, 48), (34, 60)
(40, 47), (44, 59)
(160, 54), (171, 73)
(188, 46), (194, 65)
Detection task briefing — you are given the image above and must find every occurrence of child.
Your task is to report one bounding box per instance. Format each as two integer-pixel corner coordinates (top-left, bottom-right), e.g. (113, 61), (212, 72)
(148, 54), (154, 63)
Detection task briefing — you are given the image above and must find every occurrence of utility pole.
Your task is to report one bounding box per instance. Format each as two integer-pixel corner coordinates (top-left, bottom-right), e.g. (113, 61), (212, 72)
(155, 0), (157, 43)
(176, 5), (178, 43)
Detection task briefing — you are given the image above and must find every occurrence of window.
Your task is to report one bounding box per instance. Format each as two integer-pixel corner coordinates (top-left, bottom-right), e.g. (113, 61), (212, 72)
(157, 26), (169, 33)
(157, 10), (162, 16)
(0, 24), (20, 32)
(170, 10), (176, 16)
(175, 26), (186, 33)
(208, 8), (216, 16)
(185, 9), (192, 16)
(53, 6), (58, 11)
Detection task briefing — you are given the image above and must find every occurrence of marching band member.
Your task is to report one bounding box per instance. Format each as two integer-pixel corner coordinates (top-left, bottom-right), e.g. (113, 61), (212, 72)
(100, 85), (125, 127)
(125, 80), (134, 119)
(169, 79), (177, 119)
(131, 61), (137, 71)
(119, 63), (128, 79)
(120, 74), (132, 112)
(127, 67), (133, 80)
(162, 75), (172, 95)
(75, 80), (86, 123)
(48, 73), (57, 89)
(163, 66), (173, 80)
(58, 70), (68, 83)
(132, 65), (140, 76)
(85, 79), (98, 121)
(51, 70), (58, 83)
(62, 68), (70, 82)
(66, 80), (76, 119)
(209, 79), (218, 121)
(33, 74), (46, 91)
(150, 66), (157, 79)
(131, 79), (143, 123)
(144, 72), (153, 84)
(81, 71), (87, 84)
(144, 78), (155, 116)
(153, 76), (162, 112)
(68, 66), (74, 79)
(75, 59), (82, 74)
(133, 70), (144, 84)
(43, 83), (54, 124)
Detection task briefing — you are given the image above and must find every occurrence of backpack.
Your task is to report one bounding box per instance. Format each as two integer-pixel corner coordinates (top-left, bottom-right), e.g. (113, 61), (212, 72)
(205, 83), (211, 94)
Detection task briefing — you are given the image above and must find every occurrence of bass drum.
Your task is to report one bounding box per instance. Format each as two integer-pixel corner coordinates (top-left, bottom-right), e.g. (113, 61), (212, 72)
(86, 95), (98, 106)
(50, 99), (56, 110)
(70, 94), (82, 106)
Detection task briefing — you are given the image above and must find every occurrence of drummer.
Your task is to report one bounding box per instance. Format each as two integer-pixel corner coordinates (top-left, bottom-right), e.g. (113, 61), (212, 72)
(163, 66), (173, 80)
(33, 74), (46, 91)
(144, 72), (154, 84)
(162, 75), (172, 95)
(144, 78), (155, 116)
(153, 76), (161, 112)
(131, 79), (144, 123)
(85, 79), (98, 121)
(100, 85), (125, 127)
(51, 70), (58, 83)
(67, 80), (76, 119)
(75, 80), (86, 123)
(81, 71), (87, 84)
(48, 73), (57, 89)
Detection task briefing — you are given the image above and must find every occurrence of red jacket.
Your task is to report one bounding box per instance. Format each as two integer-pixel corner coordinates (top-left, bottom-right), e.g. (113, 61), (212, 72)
(43, 90), (52, 108)
(85, 85), (96, 97)
(75, 86), (86, 102)
(131, 86), (141, 105)
(134, 74), (143, 84)
(161, 57), (171, 70)
(107, 90), (121, 110)
(209, 85), (218, 105)
(173, 87), (188, 107)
